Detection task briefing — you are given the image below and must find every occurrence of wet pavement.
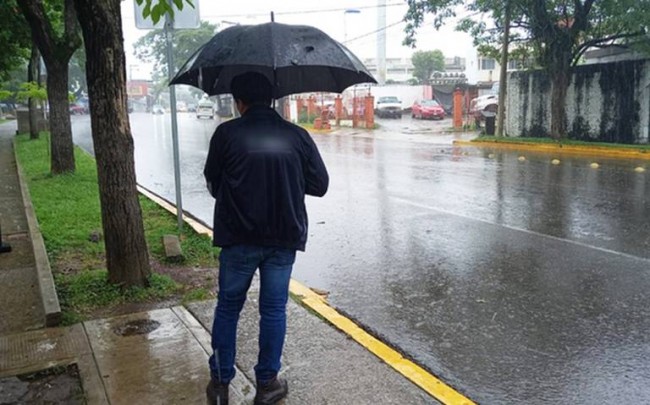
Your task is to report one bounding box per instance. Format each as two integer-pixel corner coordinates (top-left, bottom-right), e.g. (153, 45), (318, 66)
(0, 124), (45, 334)
(71, 113), (650, 404)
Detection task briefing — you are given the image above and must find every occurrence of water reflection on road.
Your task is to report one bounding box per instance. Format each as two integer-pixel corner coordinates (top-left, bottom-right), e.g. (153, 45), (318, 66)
(72, 113), (650, 404)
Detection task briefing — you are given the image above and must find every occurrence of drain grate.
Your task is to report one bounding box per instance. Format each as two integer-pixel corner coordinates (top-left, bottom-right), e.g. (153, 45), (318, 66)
(113, 319), (161, 336)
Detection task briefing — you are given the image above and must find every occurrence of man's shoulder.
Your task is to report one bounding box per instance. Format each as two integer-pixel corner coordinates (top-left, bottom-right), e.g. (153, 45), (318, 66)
(275, 118), (311, 140)
(216, 117), (244, 133)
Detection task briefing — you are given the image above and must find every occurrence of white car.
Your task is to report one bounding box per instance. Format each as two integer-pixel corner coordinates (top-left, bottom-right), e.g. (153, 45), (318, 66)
(374, 96), (402, 119)
(196, 101), (214, 119)
(470, 95), (498, 126)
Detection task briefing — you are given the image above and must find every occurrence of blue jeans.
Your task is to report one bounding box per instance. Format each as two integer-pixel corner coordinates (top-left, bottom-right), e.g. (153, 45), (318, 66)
(209, 245), (296, 384)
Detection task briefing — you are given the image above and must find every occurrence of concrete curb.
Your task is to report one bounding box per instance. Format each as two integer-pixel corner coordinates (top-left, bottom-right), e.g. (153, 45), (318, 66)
(13, 140), (62, 327)
(454, 139), (650, 160)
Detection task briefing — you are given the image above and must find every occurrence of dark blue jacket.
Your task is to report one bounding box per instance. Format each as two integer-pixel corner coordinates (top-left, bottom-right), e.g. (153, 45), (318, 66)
(204, 106), (329, 251)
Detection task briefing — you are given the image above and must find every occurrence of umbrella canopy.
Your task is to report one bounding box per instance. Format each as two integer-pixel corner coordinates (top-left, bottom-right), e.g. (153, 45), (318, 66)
(169, 22), (376, 98)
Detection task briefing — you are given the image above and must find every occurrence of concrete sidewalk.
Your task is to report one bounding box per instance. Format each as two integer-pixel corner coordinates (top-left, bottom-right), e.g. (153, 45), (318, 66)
(0, 122), (45, 334)
(0, 121), (437, 404)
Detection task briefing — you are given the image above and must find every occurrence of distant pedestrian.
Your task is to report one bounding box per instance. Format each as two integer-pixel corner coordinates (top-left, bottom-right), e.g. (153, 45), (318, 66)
(204, 71), (329, 405)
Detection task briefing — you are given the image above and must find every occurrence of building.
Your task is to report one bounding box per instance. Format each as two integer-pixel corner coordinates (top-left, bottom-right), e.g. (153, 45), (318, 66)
(363, 56), (467, 84)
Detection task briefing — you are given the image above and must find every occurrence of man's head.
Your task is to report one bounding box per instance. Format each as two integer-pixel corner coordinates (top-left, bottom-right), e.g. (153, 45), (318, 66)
(230, 72), (273, 114)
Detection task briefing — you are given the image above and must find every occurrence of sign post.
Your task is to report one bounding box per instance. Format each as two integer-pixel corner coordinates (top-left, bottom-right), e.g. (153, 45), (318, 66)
(134, 0), (200, 232)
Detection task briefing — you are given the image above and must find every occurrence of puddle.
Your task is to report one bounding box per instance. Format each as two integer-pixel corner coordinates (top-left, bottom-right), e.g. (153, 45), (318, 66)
(113, 319), (161, 336)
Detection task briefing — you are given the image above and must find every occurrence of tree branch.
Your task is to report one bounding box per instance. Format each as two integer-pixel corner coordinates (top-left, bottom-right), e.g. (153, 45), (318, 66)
(17, 0), (81, 65)
(572, 31), (642, 65)
(63, 0), (82, 58)
(17, 0), (57, 63)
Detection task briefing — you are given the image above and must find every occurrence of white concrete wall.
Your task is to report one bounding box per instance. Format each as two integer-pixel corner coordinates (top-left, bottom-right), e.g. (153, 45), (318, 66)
(505, 59), (650, 143)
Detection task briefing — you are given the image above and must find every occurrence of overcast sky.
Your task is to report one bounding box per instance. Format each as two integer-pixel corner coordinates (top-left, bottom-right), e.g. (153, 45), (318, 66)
(121, 0), (476, 80)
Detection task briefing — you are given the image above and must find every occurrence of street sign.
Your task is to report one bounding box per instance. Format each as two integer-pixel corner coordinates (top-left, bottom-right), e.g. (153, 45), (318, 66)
(134, 0), (201, 30)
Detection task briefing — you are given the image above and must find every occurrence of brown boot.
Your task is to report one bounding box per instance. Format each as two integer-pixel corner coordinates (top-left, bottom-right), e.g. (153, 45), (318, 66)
(206, 378), (229, 405)
(253, 377), (288, 405)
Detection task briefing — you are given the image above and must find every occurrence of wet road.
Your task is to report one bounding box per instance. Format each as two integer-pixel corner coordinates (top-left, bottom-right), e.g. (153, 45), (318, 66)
(72, 113), (650, 404)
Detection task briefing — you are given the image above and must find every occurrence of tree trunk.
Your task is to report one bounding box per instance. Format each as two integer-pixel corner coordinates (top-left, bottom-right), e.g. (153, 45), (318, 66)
(17, 0), (80, 173)
(28, 45), (40, 140)
(496, 1), (511, 137)
(548, 41), (572, 139)
(46, 62), (76, 173)
(74, 0), (151, 287)
(550, 70), (569, 139)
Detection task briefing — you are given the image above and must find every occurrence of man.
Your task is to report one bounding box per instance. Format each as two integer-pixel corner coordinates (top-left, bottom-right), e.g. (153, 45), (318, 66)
(204, 72), (329, 405)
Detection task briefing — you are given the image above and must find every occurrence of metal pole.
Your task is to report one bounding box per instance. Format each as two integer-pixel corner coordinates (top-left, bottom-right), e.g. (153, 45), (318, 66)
(165, 10), (184, 231)
(376, 0), (387, 85)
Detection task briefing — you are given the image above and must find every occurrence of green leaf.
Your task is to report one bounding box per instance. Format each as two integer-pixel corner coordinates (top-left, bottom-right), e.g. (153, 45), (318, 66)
(142, 4), (152, 19)
(151, 4), (162, 25)
(173, 0), (184, 11)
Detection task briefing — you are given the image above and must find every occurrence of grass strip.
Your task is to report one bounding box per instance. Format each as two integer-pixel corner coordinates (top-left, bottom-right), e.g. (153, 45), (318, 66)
(473, 136), (650, 151)
(15, 134), (217, 323)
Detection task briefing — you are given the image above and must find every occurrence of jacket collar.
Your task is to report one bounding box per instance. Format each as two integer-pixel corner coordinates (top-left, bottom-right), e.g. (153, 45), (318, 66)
(243, 105), (276, 116)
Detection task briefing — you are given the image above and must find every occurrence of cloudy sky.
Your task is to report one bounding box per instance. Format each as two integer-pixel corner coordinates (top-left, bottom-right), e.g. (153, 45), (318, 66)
(121, 0), (476, 80)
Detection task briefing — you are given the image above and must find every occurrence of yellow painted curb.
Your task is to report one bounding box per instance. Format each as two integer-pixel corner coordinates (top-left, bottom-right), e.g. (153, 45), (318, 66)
(137, 186), (213, 236)
(290, 280), (475, 405)
(139, 186), (474, 405)
(454, 140), (650, 160)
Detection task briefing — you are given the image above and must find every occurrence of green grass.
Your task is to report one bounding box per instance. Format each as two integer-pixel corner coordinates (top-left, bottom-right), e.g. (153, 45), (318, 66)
(56, 270), (179, 323)
(473, 136), (650, 151)
(15, 134), (216, 266)
(182, 288), (213, 304)
(14, 134), (218, 323)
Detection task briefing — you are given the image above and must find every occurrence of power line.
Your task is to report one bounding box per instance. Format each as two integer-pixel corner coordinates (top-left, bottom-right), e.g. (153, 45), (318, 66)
(200, 2), (406, 20)
(344, 20), (405, 44)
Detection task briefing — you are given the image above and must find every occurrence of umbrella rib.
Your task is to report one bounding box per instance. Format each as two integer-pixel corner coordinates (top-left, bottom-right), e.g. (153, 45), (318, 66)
(270, 23), (278, 99)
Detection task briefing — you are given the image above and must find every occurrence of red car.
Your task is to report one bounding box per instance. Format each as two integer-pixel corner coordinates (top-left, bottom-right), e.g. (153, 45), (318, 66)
(411, 99), (445, 120)
(69, 103), (87, 115)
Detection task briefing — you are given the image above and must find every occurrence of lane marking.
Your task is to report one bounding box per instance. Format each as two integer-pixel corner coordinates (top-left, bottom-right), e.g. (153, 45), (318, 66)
(390, 196), (650, 264)
(138, 185), (476, 405)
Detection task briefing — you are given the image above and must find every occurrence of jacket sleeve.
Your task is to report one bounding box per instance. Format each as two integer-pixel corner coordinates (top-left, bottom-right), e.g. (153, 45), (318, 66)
(302, 132), (329, 197)
(204, 127), (225, 199)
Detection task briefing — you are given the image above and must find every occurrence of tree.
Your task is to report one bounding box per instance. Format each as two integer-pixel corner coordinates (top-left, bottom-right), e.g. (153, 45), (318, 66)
(411, 50), (445, 84)
(404, 0), (650, 138)
(27, 45), (42, 139)
(0, 2), (31, 81)
(73, 0), (152, 287)
(133, 20), (217, 101)
(17, 0), (81, 173)
(17, 80), (48, 139)
(71, 0), (195, 287)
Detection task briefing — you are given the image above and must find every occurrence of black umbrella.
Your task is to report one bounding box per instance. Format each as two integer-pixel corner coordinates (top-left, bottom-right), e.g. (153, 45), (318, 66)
(169, 21), (376, 98)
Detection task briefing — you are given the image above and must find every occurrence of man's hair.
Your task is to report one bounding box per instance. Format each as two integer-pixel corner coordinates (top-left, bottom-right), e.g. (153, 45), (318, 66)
(230, 72), (273, 106)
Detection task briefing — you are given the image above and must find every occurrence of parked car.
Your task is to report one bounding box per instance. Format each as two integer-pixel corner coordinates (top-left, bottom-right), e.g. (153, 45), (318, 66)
(469, 95), (498, 127)
(374, 96), (402, 119)
(196, 100), (214, 119)
(411, 99), (445, 120)
(151, 104), (165, 115)
(69, 103), (87, 115)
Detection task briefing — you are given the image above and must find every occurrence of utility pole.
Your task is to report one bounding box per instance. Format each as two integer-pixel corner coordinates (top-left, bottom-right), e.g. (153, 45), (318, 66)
(496, 0), (511, 137)
(376, 0), (387, 85)
(165, 11), (183, 231)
